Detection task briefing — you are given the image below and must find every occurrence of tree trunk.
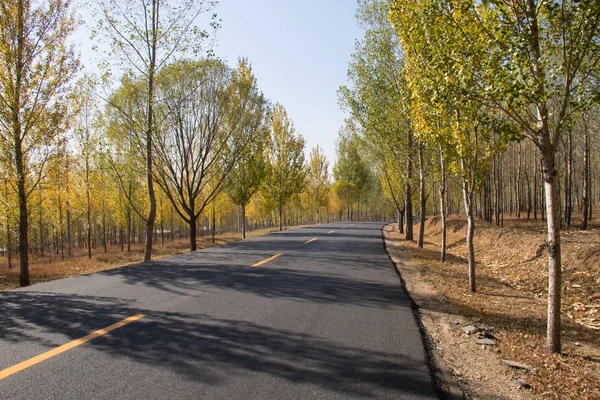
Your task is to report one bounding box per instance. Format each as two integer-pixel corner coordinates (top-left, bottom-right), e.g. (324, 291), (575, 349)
(564, 129), (573, 226)
(143, 0), (158, 262)
(540, 143), (562, 353)
(439, 146), (447, 262)
(126, 209), (131, 253)
(534, 150), (538, 219)
(14, 0), (29, 287)
(279, 203), (283, 231)
(418, 142), (426, 249)
(211, 201), (216, 244)
(405, 130), (414, 240)
(102, 200), (107, 253)
(399, 206), (405, 234)
(189, 213), (197, 251)
(525, 168), (532, 221)
(517, 143), (522, 218)
(66, 199), (72, 257)
(524, 0), (562, 353)
(58, 193), (64, 260)
(242, 204), (247, 239)
(5, 179), (12, 269)
(461, 162), (476, 293)
(39, 187), (44, 258)
(86, 174), (92, 260)
(160, 195), (164, 246)
(581, 122), (590, 230)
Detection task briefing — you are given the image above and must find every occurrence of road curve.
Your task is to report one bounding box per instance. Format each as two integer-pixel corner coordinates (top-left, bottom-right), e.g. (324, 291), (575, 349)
(0, 222), (438, 399)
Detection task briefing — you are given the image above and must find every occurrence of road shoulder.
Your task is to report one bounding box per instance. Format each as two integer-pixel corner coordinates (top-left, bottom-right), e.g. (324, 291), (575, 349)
(383, 224), (538, 400)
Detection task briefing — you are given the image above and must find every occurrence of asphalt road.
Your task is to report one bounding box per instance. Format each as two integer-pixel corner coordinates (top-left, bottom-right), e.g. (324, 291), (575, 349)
(0, 222), (439, 399)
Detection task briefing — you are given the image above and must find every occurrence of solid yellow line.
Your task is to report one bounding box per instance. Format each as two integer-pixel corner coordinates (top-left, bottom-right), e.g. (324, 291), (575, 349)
(304, 238), (318, 244)
(0, 314), (145, 381)
(252, 253), (282, 267)
(327, 230), (335, 234)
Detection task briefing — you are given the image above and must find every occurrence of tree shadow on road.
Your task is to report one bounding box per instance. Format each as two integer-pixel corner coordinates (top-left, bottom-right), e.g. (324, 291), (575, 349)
(0, 291), (437, 398)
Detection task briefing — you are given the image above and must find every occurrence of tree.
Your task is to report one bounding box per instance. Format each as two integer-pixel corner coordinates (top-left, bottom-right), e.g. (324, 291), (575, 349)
(338, 0), (414, 234)
(92, 0), (217, 261)
(329, 180), (358, 222)
(390, 0), (600, 353)
(302, 145), (330, 224)
(333, 129), (370, 220)
(377, 154), (406, 232)
(103, 73), (149, 251)
(391, 0), (519, 294)
(225, 115), (268, 240)
(153, 59), (266, 250)
(263, 104), (306, 231)
(73, 84), (100, 259)
(0, 0), (79, 286)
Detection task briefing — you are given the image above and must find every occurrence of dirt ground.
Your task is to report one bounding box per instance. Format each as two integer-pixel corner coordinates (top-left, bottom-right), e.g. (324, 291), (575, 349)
(384, 213), (600, 400)
(0, 226), (294, 292)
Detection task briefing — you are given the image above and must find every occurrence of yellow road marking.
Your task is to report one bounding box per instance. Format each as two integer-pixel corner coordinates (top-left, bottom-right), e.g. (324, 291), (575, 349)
(304, 238), (318, 244)
(327, 230), (335, 234)
(0, 314), (145, 381)
(252, 253), (282, 267)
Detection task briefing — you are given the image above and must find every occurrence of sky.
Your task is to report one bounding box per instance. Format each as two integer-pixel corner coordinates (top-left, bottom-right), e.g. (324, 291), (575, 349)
(77, 0), (363, 168)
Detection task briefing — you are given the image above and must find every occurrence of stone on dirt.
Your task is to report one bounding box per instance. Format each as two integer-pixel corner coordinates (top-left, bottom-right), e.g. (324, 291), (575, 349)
(476, 338), (496, 346)
(501, 359), (535, 374)
(516, 379), (532, 389)
(460, 324), (479, 334)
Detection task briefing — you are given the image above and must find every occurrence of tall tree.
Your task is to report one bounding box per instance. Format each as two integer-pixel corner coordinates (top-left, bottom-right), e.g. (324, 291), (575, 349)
(0, 0), (79, 286)
(225, 104), (269, 240)
(333, 129), (370, 221)
(391, 0), (519, 293)
(391, 0), (600, 353)
(153, 59), (266, 250)
(329, 180), (358, 222)
(302, 145), (330, 223)
(93, 0), (217, 261)
(263, 104), (306, 231)
(338, 0), (414, 234)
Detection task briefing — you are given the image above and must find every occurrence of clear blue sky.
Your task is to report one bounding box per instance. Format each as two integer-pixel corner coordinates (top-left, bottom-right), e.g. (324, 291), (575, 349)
(78, 0), (362, 168)
(213, 0), (361, 167)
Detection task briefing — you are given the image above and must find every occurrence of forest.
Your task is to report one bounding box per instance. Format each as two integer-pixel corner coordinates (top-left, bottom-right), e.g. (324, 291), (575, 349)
(0, 0), (598, 362)
(338, 0), (600, 358)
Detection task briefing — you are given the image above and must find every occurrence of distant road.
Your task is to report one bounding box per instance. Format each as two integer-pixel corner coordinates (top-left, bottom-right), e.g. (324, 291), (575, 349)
(0, 222), (438, 399)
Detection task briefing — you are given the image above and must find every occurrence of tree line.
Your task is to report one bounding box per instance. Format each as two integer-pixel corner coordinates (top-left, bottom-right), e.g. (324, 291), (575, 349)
(338, 0), (600, 355)
(0, 0), (399, 291)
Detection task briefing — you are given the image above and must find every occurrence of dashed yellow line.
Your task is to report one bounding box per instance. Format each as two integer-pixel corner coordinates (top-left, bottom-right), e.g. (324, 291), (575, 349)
(0, 314), (145, 381)
(327, 230), (335, 234)
(304, 238), (318, 244)
(252, 253), (282, 267)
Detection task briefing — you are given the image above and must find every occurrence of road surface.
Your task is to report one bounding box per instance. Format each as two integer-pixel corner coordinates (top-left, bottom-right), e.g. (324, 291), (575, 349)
(0, 222), (438, 399)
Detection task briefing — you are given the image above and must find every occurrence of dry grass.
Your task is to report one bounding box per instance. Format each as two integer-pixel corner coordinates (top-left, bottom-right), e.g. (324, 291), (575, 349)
(0, 226), (299, 292)
(401, 211), (600, 399)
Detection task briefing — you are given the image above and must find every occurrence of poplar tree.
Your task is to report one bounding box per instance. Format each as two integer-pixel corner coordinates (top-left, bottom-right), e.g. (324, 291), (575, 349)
(339, 0), (414, 235)
(92, 0), (217, 261)
(0, 0), (79, 286)
(225, 113), (268, 240)
(263, 105), (306, 231)
(390, 0), (600, 353)
(302, 145), (330, 224)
